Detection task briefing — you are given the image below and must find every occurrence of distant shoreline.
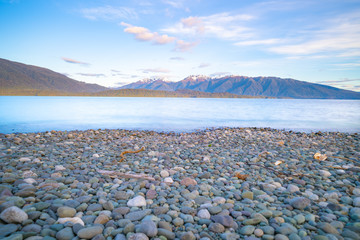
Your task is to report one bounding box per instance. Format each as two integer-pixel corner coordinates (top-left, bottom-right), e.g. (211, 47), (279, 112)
(0, 88), (271, 98)
(1, 126), (359, 136)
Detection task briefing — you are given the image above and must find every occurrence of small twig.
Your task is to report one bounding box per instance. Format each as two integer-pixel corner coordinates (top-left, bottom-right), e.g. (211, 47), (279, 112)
(332, 156), (359, 165)
(326, 166), (347, 170)
(118, 147), (145, 163)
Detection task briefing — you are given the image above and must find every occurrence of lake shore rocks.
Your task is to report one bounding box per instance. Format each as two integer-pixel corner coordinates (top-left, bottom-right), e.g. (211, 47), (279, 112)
(0, 127), (359, 239)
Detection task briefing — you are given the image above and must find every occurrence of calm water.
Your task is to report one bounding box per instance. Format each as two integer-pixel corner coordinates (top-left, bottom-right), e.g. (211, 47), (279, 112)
(0, 96), (359, 133)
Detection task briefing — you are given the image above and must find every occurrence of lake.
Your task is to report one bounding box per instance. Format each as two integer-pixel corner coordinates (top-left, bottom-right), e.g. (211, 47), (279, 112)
(0, 96), (359, 133)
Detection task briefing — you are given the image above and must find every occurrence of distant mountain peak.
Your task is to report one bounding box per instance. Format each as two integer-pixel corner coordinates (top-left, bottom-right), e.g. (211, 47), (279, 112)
(182, 75), (211, 82)
(139, 77), (169, 83)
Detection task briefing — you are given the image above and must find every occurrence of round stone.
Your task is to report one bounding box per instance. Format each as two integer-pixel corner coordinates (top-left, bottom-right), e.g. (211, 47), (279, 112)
(0, 206), (28, 223)
(197, 209), (211, 219)
(160, 170), (170, 178)
(254, 229), (264, 237)
(164, 177), (174, 184)
(57, 206), (76, 218)
(180, 177), (197, 186)
(290, 197), (311, 210)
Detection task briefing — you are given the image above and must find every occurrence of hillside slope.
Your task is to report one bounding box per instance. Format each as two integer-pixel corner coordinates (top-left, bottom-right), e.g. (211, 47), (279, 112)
(0, 58), (107, 93)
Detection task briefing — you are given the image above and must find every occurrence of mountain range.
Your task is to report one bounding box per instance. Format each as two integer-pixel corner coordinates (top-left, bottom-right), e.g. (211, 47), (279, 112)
(1, 58), (359, 99)
(121, 75), (360, 99)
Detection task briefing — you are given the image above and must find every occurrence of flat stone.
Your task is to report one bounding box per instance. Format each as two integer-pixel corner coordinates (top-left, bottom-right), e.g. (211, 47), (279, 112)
(242, 191), (254, 200)
(2, 233), (23, 240)
(181, 231), (196, 240)
(56, 227), (74, 240)
(353, 197), (360, 207)
(87, 203), (103, 212)
(317, 222), (339, 234)
(290, 197), (311, 210)
(157, 228), (175, 239)
(208, 206), (222, 215)
(243, 218), (261, 225)
(77, 226), (103, 239)
(57, 217), (85, 226)
(0, 224), (19, 238)
(34, 202), (50, 211)
(94, 214), (110, 224)
(124, 223), (135, 234)
(209, 223), (225, 233)
(128, 233), (149, 240)
(319, 170), (331, 177)
(276, 223), (297, 235)
(342, 228), (360, 240)
(211, 215), (236, 228)
(198, 172), (211, 179)
(137, 220), (158, 237)
(125, 209), (152, 221)
(22, 223), (41, 233)
(239, 225), (255, 235)
(287, 184), (299, 193)
(114, 191), (130, 200)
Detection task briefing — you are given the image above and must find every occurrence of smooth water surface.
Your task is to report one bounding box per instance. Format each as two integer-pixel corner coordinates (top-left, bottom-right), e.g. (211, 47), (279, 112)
(0, 96), (359, 133)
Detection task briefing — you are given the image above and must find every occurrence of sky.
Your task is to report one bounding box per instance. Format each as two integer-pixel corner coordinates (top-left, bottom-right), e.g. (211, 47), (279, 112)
(1, 0), (360, 91)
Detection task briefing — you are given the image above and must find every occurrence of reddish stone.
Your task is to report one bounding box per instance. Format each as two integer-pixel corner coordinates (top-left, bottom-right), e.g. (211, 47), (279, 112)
(180, 177), (197, 186)
(146, 190), (157, 199)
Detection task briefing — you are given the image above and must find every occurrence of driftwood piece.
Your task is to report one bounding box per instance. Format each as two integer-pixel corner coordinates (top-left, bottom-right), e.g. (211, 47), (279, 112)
(333, 156), (360, 166)
(97, 169), (155, 181)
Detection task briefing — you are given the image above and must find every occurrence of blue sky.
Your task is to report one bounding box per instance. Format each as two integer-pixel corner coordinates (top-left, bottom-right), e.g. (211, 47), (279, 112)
(1, 0), (360, 91)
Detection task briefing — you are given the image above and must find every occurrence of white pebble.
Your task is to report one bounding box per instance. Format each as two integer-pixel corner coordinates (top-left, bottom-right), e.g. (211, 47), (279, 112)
(127, 195), (147, 207)
(160, 170), (170, 178)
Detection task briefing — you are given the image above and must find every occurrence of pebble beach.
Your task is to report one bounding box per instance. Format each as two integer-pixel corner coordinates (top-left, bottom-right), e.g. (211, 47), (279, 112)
(0, 127), (359, 240)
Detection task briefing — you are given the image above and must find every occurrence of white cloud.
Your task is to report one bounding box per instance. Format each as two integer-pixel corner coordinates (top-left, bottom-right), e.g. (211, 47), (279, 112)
(121, 22), (176, 44)
(77, 73), (106, 77)
(235, 38), (281, 46)
(162, 0), (190, 11)
(142, 68), (171, 73)
(174, 40), (199, 52)
(163, 12), (255, 41)
(170, 57), (185, 61)
(154, 34), (176, 44)
(81, 6), (137, 21)
(269, 11), (360, 57)
(162, 0), (183, 8)
(62, 57), (89, 66)
(198, 63), (210, 68)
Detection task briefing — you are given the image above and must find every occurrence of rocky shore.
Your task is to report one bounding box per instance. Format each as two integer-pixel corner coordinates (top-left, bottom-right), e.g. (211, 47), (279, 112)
(0, 127), (359, 240)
